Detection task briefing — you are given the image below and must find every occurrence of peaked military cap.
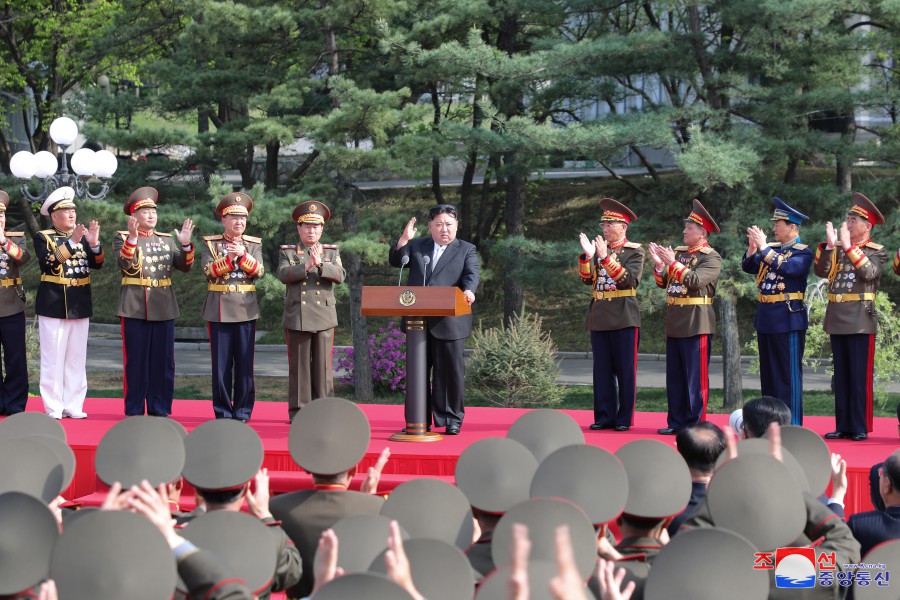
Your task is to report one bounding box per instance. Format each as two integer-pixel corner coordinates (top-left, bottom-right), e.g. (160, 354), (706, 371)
(40, 186), (76, 216)
(599, 198), (637, 224)
(684, 199), (719, 234)
(323, 514), (408, 574)
(848, 192), (885, 225)
(50, 510), (176, 600)
(292, 200), (331, 224)
(492, 498), (597, 580)
(0, 492), (60, 596)
(530, 444), (628, 526)
(380, 478), (474, 550)
(0, 411), (67, 443)
(477, 560), (578, 600)
(178, 511), (278, 595)
(95, 416), (186, 488)
(0, 437), (66, 502)
(856, 539), (900, 600)
(455, 437), (538, 514)
(771, 197), (809, 225)
(216, 191), (254, 217)
(769, 425), (832, 496)
(313, 572), (414, 600)
(182, 419), (263, 491)
(289, 396), (369, 476)
(369, 538), (475, 600)
(716, 438), (810, 493)
(645, 527), (769, 600)
(124, 186), (158, 215)
(31, 434), (76, 491)
(615, 439), (692, 518)
(506, 409), (584, 463)
(708, 453), (806, 551)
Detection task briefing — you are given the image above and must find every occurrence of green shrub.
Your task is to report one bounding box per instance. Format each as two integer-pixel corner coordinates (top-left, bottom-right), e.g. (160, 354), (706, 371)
(466, 313), (563, 408)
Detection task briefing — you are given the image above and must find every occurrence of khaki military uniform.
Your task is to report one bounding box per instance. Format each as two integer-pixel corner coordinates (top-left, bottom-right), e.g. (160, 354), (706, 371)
(0, 231), (30, 415)
(113, 230), (194, 416)
(201, 234), (264, 421)
(277, 242), (345, 420)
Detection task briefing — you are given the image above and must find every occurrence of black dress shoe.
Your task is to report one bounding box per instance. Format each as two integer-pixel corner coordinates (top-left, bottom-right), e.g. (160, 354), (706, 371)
(849, 432), (868, 441)
(445, 425), (460, 435)
(589, 423), (614, 431)
(823, 431), (848, 440)
(614, 425), (630, 432)
(657, 427), (678, 435)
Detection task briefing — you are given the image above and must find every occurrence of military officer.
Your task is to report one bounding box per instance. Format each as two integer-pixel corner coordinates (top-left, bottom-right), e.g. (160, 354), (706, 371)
(34, 186), (104, 419)
(649, 200), (722, 435)
(741, 198), (813, 425)
(578, 198), (644, 432)
(277, 201), (345, 421)
(113, 186), (195, 417)
(814, 193), (887, 441)
(201, 192), (264, 422)
(0, 191), (31, 415)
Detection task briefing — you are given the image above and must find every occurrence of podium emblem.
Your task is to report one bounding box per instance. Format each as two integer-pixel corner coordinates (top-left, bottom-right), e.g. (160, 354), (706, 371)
(399, 289), (416, 306)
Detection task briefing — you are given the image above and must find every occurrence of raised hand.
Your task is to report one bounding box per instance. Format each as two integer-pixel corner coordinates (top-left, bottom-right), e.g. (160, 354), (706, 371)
(361, 448), (391, 495)
(594, 235), (608, 261)
(839, 221), (852, 250)
(656, 245), (676, 266)
(306, 243), (323, 271)
(225, 242), (246, 259)
(578, 233), (595, 258)
(175, 218), (194, 246)
(127, 216), (139, 240)
(246, 468), (272, 519)
(399, 217), (418, 245)
(825, 221), (837, 248)
(85, 220), (100, 247)
(648, 243), (664, 268)
(71, 224), (87, 245)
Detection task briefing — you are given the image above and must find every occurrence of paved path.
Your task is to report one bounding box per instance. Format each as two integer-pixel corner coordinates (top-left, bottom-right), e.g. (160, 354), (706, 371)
(84, 338), (879, 392)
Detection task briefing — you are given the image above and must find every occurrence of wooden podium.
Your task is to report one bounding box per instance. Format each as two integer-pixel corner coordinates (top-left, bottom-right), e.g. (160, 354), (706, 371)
(361, 286), (471, 442)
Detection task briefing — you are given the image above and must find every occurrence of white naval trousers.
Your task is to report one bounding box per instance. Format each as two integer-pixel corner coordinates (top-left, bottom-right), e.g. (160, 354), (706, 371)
(38, 316), (89, 418)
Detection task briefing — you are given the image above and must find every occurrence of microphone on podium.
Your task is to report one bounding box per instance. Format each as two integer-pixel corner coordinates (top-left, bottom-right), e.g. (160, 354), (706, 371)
(398, 255), (409, 286)
(422, 255), (430, 286)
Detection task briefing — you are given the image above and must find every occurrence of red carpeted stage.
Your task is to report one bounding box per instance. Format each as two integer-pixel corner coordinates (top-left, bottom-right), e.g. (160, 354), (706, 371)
(12, 396), (893, 517)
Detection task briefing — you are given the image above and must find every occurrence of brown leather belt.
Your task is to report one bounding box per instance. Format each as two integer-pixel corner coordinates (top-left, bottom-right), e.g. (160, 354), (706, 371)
(667, 296), (713, 306)
(828, 293), (874, 302)
(0, 277), (22, 287)
(122, 277), (172, 288)
(208, 283), (256, 293)
(41, 275), (91, 287)
(592, 289), (637, 301)
(758, 292), (804, 303)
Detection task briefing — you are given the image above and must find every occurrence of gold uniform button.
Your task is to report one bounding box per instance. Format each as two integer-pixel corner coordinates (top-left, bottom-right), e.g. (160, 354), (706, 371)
(316, 281), (321, 286)
(302, 282), (307, 286)
(301, 291), (306, 295)
(316, 291), (321, 295)
(317, 301), (321, 305)
(302, 301), (306, 304)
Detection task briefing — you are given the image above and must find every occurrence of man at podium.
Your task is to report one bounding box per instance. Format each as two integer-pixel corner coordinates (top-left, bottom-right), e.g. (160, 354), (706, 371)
(389, 204), (479, 435)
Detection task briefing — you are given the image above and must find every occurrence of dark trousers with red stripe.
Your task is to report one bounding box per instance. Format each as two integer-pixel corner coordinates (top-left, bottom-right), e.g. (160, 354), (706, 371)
(0, 312), (28, 415)
(590, 327), (639, 427)
(209, 321), (256, 420)
(831, 333), (874, 434)
(758, 331), (805, 426)
(665, 334), (710, 430)
(122, 317), (175, 417)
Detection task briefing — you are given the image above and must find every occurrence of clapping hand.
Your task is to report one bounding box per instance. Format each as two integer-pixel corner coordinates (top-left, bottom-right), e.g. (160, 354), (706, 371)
(578, 233), (595, 259)
(85, 220), (100, 247)
(174, 219), (194, 246)
(825, 222), (837, 248)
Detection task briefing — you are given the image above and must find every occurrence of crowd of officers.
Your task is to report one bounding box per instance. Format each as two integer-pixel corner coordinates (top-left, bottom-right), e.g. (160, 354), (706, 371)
(0, 186), (345, 423)
(2, 397), (899, 599)
(580, 193), (897, 442)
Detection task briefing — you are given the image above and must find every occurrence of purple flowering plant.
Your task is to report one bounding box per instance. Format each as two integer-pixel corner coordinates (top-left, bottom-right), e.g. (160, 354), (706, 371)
(336, 321), (407, 393)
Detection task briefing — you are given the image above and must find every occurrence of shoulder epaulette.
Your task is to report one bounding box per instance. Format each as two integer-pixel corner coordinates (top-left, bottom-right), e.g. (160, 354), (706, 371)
(203, 234), (224, 241)
(280, 245), (296, 250)
(623, 241), (641, 249)
(6, 231), (24, 237)
(674, 246), (688, 252)
(157, 232), (173, 238)
(866, 241), (884, 250)
(322, 243), (338, 249)
(767, 242), (782, 248)
(794, 243), (808, 250)
(242, 235), (261, 243)
(38, 229), (55, 236)
(698, 246), (713, 254)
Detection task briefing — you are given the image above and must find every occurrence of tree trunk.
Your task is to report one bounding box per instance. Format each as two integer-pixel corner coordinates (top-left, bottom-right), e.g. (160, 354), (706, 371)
(237, 142), (255, 188)
(430, 83), (444, 204)
(718, 289), (743, 410)
(502, 165), (525, 325)
(835, 111), (856, 193)
(265, 141), (280, 190)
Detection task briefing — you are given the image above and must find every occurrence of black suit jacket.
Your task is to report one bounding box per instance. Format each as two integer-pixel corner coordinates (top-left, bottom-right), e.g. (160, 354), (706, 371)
(389, 236), (480, 340)
(848, 505), (900, 558)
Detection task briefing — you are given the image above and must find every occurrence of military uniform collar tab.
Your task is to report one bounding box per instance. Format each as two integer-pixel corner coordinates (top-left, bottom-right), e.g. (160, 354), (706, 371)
(609, 238), (627, 250)
(782, 237), (801, 250)
(138, 228), (155, 238)
(688, 241), (709, 254)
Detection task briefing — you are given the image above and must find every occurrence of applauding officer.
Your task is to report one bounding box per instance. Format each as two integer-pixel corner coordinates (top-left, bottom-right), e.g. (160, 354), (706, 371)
(741, 198), (813, 425)
(814, 193), (887, 441)
(277, 201), (345, 422)
(34, 186), (104, 419)
(578, 199), (644, 432)
(0, 191), (30, 415)
(114, 187), (195, 417)
(202, 192), (264, 422)
(649, 200), (722, 435)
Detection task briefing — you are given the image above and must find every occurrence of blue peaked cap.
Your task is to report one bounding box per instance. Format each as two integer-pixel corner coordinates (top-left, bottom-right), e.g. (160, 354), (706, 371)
(771, 197), (809, 225)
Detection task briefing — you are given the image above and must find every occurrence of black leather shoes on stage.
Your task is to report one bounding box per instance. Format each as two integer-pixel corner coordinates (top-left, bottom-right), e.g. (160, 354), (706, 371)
(615, 425), (630, 432)
(589, 423), (614, 431)
(445, 425), (460, 435)
(657, 427), (678, 435)
(849, 432), (868, 441)
(824, 431), (849, 440)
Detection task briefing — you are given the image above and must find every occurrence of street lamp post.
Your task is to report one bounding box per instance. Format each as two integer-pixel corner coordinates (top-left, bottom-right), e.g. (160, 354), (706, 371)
(9, 116), (118, 205)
